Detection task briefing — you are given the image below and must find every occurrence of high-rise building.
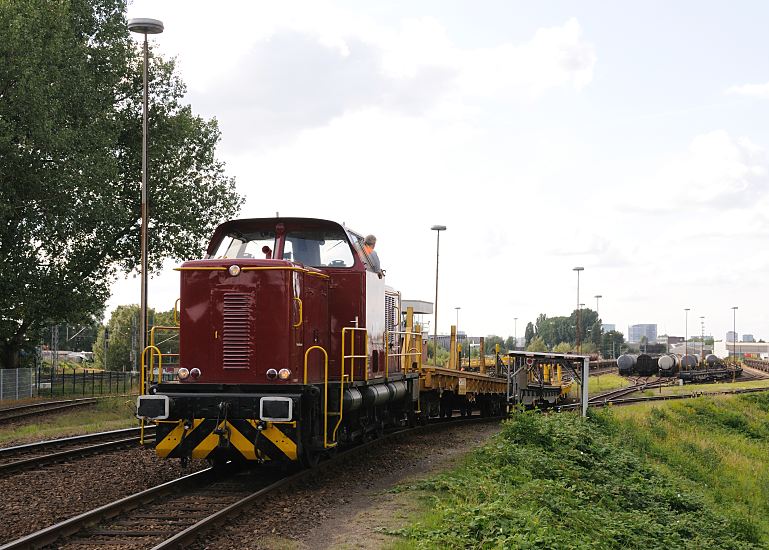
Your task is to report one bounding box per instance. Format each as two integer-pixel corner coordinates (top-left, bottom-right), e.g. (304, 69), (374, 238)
(726, 331), (737, 343)
(628, 324), (657, 343)
(602, 324), (616, 332)
(743, 334), (755, 343)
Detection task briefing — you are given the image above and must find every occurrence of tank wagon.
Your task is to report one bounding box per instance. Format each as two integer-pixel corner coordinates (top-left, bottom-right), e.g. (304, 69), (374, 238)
(657, 354), (680, 377)
(136, 218), (510, 466)
(617, 354), (637, 376)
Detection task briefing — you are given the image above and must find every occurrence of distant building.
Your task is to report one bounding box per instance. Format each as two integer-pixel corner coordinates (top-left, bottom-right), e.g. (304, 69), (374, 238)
(628, 324), (657, 343)
(743, 334), (755, 343)
(714, 340), (769, 359)
(726, 331), (737, 343)
(602, 324), (616, 332)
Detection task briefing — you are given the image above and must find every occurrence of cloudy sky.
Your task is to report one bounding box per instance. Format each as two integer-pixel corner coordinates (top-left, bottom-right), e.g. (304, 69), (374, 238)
(114, 0), (769, 343)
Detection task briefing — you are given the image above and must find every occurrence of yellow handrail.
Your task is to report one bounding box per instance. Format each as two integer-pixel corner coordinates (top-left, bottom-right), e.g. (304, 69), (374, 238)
(173, 298), (180, 326)
(303, 345), (328, 384)
(293, 297), (303, 328)
(342, 327), (368, 382)
(140, 345), (163, 395)
(149, 325), (180, 372)
(384, 329), (423, 378)
(303, 345), (339, 449)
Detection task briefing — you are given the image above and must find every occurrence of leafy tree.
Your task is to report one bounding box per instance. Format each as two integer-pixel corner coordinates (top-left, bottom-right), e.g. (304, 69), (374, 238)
(0, 0), (243, 368)
(534, 314), (547, 336)
(601, 330), (625, 358)
(484, 335), (505, 355)
(553, 342), (572, 354)
(93, 305), (178, 371)
(503, 336), (515, 351)
(526, 336), (547, 353)
(590, 319), (602, 348)
(524, 322), (535, 348)
(570, 308), (599, 348)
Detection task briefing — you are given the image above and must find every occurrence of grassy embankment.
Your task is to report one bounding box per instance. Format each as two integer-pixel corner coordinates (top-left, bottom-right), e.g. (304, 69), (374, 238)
(0, 397), (139, 446)
(390, 393), (769, 549)
(565, 372), (632, 400)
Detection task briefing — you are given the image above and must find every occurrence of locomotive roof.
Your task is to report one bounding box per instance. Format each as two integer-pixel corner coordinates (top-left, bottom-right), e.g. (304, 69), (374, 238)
(206, 217), (356, 256)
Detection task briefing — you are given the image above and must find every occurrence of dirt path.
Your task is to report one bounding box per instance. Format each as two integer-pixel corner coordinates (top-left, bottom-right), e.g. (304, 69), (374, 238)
(191, 421), (502, 550)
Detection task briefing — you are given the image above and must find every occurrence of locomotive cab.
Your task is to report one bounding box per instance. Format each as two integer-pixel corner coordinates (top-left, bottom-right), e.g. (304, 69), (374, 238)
(137, 217), (419, 466)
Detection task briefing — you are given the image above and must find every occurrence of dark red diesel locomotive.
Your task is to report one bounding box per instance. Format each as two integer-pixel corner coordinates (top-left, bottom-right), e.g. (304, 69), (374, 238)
(137, 217), (425, 466)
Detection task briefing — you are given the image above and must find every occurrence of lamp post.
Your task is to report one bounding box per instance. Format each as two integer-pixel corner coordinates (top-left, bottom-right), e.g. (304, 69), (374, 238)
(573, 267), (584, 353)
(684, 308), (690, 366)
(431, 225), (446, 367)
(514, 317), (518, 351)
(128, 17), (164, 374)
(700, 316), (705, 360)
(732, 306), (738, 362)
(595, 294), (602, 316)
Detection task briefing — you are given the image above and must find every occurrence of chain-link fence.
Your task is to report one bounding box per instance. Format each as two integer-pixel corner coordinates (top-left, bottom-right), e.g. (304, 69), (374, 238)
(0, 369), (35, 401)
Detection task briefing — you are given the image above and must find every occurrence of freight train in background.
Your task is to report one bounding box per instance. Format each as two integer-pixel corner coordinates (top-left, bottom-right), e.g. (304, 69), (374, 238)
(617, 352), (742, 381)
(135, 217), (578, 467)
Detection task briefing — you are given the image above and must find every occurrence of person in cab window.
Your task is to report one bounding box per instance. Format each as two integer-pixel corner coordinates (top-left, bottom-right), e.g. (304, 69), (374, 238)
(364, 234), (383, 278)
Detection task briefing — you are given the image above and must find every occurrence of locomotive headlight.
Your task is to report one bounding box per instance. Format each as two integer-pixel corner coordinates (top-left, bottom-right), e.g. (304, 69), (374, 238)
(228, 264), (241, 276)
(266, 368), (278, 380)
(190, 368), (201, 380)
(177, 367), (190, 380)
(278, 368), (291, 380)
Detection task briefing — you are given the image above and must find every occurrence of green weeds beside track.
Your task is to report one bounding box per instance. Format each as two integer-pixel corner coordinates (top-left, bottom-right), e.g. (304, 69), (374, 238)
(392, 396), (768, 549)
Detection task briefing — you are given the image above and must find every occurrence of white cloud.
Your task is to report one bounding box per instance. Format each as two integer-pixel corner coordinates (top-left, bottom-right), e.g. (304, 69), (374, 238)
(632, 130), (768, 210)
(174, 14), (596, 149)
(457, 18), (595, 99)
(726, 81), (769, 99)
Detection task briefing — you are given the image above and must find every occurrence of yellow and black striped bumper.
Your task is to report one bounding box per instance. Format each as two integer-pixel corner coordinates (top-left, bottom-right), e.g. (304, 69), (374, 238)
(155, 419), (299, 462)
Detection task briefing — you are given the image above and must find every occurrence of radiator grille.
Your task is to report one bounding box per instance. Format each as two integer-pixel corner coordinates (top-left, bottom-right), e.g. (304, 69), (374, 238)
(222, 292), (252, 369)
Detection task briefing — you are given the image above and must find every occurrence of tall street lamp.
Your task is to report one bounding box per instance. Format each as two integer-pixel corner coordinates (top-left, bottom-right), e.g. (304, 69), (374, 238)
(573, 267), (584, 353)
(514, 317), (518, 351)
(595, 294), (602, 316)
(431, 225), (446, 367)
(700, 316), (705, 360)
(684, 308), (690, 365)
(128, 17), (164, 373)
(732, 306), (739, 361)
(455, 306), (461, 336)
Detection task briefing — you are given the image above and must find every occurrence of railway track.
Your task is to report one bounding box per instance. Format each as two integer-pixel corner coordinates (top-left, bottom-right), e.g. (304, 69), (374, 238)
(594, 385), (769, 407)
(0, 415), (497, 549)
(0, 398), (98, 425)
(0, 426), (156, 477)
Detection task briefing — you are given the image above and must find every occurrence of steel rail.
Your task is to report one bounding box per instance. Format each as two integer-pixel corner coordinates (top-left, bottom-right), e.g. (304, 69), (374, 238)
(152, 415), (499, 550)
(0, 415), (499, 550)
(0, 468), (217, 550)
(0, 426), (153, 457)
(0, 399), (98, 424)
(0, 427), (156, 477)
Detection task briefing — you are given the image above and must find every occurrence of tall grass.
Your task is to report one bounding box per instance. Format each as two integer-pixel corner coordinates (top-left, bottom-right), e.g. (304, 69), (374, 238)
(392, 399), (766, 549)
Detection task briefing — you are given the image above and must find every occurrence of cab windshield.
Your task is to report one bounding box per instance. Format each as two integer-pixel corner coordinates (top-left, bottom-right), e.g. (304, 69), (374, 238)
(283, 229), (354, 267)
(209, 230), (276, 259)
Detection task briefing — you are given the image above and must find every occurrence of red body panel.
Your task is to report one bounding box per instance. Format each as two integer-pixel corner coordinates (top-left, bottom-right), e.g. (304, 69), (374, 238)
(178, 218), (372, 387)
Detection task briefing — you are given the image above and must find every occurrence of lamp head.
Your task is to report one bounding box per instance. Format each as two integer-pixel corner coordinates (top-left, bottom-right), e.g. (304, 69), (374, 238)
(431, 225), (447, 231)
(128, 18), (164, 34)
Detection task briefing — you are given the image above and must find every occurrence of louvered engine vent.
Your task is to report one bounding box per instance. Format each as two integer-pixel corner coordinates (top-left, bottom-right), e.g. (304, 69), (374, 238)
(222, 292), (252, 369)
